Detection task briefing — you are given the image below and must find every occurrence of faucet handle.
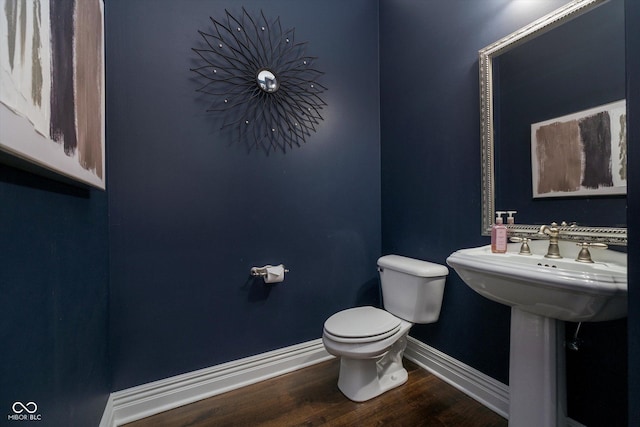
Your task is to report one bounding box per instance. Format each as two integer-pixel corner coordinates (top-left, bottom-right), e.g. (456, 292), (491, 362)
(510, 236), (532, 255)
(575, 242), (608, 263)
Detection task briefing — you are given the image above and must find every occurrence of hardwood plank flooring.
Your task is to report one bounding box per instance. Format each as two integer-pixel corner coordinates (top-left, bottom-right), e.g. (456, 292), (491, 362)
(124, 359), (507, 427)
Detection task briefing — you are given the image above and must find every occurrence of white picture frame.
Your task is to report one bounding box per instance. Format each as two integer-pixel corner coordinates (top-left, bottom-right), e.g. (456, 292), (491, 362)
(531, 99), (626, 198)
(0, 0), (105, 189)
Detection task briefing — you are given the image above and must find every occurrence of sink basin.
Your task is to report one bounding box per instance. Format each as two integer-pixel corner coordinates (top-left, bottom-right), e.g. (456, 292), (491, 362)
(446, 240), (627, 322)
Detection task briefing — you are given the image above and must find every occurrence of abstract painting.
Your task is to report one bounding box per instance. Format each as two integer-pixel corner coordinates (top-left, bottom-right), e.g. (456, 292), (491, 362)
(531, 100), (626, 198)
(0, 0), (105, 189)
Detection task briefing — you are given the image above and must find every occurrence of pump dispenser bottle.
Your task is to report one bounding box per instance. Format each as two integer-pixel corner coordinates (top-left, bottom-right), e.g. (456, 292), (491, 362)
(491, 211), (508, 253)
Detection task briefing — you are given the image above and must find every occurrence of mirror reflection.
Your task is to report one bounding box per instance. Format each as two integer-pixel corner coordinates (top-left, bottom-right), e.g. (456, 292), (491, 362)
(494, 0), (625, 228)
(479, 0), (627, 244)
(257, 69), (279, 93)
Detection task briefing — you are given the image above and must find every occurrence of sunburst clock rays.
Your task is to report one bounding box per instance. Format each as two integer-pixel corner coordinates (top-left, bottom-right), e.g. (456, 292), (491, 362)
(191, 9), (327, 154)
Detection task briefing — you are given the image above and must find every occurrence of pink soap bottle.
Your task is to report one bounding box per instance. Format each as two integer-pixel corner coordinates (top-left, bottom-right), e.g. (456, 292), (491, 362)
(491, 211), (507, 253)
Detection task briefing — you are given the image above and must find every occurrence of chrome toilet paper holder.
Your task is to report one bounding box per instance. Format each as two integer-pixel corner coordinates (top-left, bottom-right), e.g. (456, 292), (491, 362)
(250, 264), (289, 277)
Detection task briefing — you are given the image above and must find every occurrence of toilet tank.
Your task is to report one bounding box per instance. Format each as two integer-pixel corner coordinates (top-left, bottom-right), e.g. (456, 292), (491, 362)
(377, 255), (449, 323)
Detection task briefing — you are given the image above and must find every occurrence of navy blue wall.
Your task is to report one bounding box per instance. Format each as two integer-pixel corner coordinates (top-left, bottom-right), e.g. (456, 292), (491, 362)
(106, 0), (381, 391)
(380, 1), (631, 426)
(0, 167), (110, 426)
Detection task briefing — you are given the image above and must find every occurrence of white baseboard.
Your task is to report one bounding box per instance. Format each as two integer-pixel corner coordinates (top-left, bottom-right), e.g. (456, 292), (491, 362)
(99, 339), (333, 427)
(405, 336), (510, 418)
(100, 336), (586, 427)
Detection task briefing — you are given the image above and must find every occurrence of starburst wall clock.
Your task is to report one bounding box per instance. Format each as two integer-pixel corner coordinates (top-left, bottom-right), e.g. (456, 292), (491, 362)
(191, 8), (327, 154)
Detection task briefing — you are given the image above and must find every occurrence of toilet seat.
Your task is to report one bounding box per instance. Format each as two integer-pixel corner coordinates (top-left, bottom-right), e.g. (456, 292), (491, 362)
(323, 306), (401, 343)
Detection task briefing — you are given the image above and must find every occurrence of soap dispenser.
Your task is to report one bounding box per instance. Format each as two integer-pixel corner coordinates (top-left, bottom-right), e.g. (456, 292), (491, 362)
(491, 211), (507, 253)
(506, 211), (517, 225)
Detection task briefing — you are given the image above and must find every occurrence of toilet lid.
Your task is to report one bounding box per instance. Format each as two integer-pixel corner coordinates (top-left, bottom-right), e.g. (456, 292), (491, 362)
(324, 306), (401, 342)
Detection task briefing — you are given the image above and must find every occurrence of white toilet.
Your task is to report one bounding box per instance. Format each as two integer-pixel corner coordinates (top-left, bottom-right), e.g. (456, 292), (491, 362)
(322, 254), (448, 402)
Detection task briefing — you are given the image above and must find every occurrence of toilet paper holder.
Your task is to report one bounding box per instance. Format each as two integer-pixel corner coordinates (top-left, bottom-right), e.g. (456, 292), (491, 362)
(250, 264), (289, 284)
(251, 264), (289, 277)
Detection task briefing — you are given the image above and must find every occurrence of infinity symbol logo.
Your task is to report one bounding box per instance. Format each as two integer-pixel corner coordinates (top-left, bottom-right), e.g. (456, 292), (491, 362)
(12, 401), (38, 414)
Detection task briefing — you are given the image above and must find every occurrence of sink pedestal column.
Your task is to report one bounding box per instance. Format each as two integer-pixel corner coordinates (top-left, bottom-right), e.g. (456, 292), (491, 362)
(509, 308), (567, 427)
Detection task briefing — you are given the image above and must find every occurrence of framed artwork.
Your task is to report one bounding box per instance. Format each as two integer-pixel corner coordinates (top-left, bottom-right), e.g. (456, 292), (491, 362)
(0, 0), (105, 189)
(531, 99), (626, 198)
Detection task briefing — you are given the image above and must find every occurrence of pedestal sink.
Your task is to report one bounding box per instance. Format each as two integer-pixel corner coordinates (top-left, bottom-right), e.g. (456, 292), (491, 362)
(446, 240), (627, 427)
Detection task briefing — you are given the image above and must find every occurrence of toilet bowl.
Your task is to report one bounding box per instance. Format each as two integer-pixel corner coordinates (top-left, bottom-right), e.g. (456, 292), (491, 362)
(322, 255), (448, 402)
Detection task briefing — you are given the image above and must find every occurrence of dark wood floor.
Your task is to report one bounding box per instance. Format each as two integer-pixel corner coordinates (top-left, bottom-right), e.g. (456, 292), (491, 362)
(124, 358), (507, 427)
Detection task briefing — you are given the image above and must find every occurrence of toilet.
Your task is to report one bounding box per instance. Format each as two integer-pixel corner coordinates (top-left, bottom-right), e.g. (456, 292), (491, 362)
(322, 254), (448, 402)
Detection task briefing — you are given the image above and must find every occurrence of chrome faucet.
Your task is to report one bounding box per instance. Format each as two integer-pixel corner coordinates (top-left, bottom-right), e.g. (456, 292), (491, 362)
(539, 222), (562, 259)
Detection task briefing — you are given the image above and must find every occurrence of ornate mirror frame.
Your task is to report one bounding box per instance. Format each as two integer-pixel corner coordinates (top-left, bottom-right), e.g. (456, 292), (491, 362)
(478, 0), (627, 245)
